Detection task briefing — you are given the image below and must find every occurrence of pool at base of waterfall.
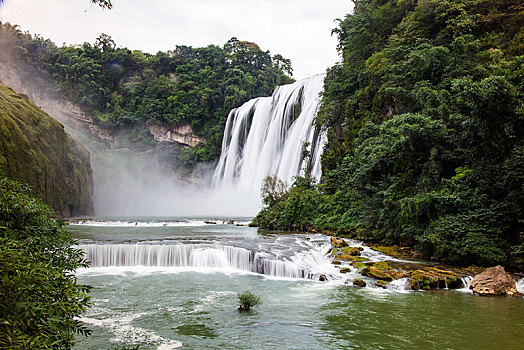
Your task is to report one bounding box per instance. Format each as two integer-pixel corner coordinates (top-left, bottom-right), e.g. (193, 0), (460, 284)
(70, 217), (524, 350)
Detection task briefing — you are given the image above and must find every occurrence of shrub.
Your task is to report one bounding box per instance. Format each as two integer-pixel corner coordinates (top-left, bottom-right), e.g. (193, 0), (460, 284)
(237, 291), (261, 311)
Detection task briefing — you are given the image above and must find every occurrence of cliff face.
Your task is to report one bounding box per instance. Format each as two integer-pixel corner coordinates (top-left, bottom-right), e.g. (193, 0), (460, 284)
(0, 84), (94, 216)
(148, 122), (204, 147)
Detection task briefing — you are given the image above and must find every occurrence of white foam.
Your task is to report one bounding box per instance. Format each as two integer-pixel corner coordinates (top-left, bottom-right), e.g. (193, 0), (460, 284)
(387, 278), (412, 293)
(516, 278), (524, 294)
(456, 276), (474, 293)
(77, 311), (182, 349)
(69, 220), (208, 227)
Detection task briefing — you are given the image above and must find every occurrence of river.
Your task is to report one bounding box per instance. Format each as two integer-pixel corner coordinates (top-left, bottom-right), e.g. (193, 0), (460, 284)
(70, 217), (524, 350)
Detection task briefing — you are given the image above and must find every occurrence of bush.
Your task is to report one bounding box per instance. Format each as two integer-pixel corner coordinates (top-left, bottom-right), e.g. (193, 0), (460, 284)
(0, 175), (91, 349)
(237, 291), (261, 311)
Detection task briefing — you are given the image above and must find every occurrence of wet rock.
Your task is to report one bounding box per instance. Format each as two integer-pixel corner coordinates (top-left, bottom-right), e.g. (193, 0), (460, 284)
(375, 280), (388, 289)
(361, 261), (407, 281)
(319, 274), (327, 282)
(340, 267), (351, 274)
(332, 260), (342, 265)
(204, 221), (217, 225)
(331, 237), (348, 248)
(330, 247), (366, 265)
(353, 278), (367, 287)
(407, 267), (462, 290)
(470, 266), (518, 296)
(227, 220), (235, 225)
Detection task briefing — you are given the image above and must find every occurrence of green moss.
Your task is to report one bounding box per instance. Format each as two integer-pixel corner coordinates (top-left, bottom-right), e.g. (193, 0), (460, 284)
(375, 280), (388, 289)
(340, 246), (364, 256)
(0, 84), (93, 216)
(354, 262), (367, 269)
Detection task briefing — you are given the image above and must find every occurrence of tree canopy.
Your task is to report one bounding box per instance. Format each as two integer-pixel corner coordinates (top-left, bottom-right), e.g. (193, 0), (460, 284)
(0, 24), (293, 163)
(253, 0), (524, 269)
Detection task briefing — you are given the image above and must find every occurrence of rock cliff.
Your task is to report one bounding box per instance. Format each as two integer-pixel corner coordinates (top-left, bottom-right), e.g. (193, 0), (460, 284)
(0, 83), (94, 216)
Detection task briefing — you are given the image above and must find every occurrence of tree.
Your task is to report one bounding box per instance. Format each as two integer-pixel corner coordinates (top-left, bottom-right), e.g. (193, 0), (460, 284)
(0, 176), (91, 349)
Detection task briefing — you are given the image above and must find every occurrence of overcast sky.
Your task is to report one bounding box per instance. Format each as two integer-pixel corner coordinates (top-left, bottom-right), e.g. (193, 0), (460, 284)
(0, 0), (353, 80)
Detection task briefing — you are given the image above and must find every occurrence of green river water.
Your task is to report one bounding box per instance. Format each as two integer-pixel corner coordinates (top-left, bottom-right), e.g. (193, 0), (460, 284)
(70, 217), (524, 350)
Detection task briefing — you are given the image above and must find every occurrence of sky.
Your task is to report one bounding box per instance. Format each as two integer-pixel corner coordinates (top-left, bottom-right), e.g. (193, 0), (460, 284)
(0, 0), (353, 80)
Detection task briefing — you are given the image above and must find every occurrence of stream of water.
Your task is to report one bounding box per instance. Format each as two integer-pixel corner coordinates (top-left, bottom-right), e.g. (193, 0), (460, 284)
(71, 218), (524, 350)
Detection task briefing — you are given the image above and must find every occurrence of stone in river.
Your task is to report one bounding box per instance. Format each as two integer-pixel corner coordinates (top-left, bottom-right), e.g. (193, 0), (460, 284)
(470, 265), (518, 296)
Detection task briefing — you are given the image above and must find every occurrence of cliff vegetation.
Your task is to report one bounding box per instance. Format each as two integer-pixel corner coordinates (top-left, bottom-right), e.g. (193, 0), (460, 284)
(0, 23), (293, 165)
(0, 84), (94, 216)
(253, 0), (524, 269)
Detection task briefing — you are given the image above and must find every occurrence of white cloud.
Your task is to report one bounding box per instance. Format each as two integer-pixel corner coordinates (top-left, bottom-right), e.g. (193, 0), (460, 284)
(0, 0), (353, 79)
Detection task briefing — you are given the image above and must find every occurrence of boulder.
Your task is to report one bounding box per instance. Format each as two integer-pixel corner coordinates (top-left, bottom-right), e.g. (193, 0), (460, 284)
(340, 267), (351, 274)
(331, 237), (348, 248)
(470, 266), (518, 296)
(319, 274), (327, 282)
(375, 280), (388, 289)
(353, 278), (367, 287)
(361, 261), (407, 281)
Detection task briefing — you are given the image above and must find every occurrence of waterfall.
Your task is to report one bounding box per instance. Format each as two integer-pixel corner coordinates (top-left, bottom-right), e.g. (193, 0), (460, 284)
(460, 276), (473, 290)
(516, 278), (524, 294)
(212, 74), (326, 191)
(79, 243), (336, 280)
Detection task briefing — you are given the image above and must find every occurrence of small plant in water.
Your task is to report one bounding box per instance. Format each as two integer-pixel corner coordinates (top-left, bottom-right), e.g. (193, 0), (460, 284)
(237, 290), (261, 311)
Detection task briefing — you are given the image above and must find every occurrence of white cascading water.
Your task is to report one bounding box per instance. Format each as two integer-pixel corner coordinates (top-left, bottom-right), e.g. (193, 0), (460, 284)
(79, 243), (336, 280)
(212, 74), (327, 192)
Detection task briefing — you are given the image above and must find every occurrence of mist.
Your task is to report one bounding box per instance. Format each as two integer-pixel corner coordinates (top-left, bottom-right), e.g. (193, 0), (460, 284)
(91, 150), (262, 217)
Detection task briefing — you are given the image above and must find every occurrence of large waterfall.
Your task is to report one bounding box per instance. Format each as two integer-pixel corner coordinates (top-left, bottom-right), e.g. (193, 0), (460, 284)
(212, 74), (326, 191)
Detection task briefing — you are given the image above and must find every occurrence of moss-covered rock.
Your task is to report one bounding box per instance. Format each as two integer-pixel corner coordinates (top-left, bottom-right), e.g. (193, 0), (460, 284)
(353, 278), (366, 287)
(375, 280), (388, 289)
(340, 267), (351, 274)
(356, 259), (473, 290)
(0, 84), (93, 216)
(331, 237), (348, 248)
(330, 246), (366, 265)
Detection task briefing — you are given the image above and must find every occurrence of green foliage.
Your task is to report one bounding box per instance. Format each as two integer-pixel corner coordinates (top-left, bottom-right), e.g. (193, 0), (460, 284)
(0, 175), (91, 349)
(0, 25), (293, 160)
(0, 84), (94, 217)
(255, 0), (523, 268)
(237, 291), (261, 311)
(253, 176), (324, 232)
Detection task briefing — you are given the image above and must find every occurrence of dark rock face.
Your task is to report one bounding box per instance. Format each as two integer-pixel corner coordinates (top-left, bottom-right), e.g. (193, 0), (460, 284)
(0, 84), (94, 216)
(470, 266), (518, 296)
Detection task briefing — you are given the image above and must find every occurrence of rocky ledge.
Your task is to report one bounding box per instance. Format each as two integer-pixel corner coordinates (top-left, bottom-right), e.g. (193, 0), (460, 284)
(328, 236), (492, 292)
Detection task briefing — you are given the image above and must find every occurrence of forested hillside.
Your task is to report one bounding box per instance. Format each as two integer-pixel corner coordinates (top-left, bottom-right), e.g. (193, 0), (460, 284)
(0, 84), (93, 216)
(0, 22), (293, 163)
(253, 0), (524, 269)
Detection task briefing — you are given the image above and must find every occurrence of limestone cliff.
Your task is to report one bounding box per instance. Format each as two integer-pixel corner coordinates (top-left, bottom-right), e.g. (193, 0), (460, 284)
(148, 122), (203, 147)
(0, 84), (94, 216)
